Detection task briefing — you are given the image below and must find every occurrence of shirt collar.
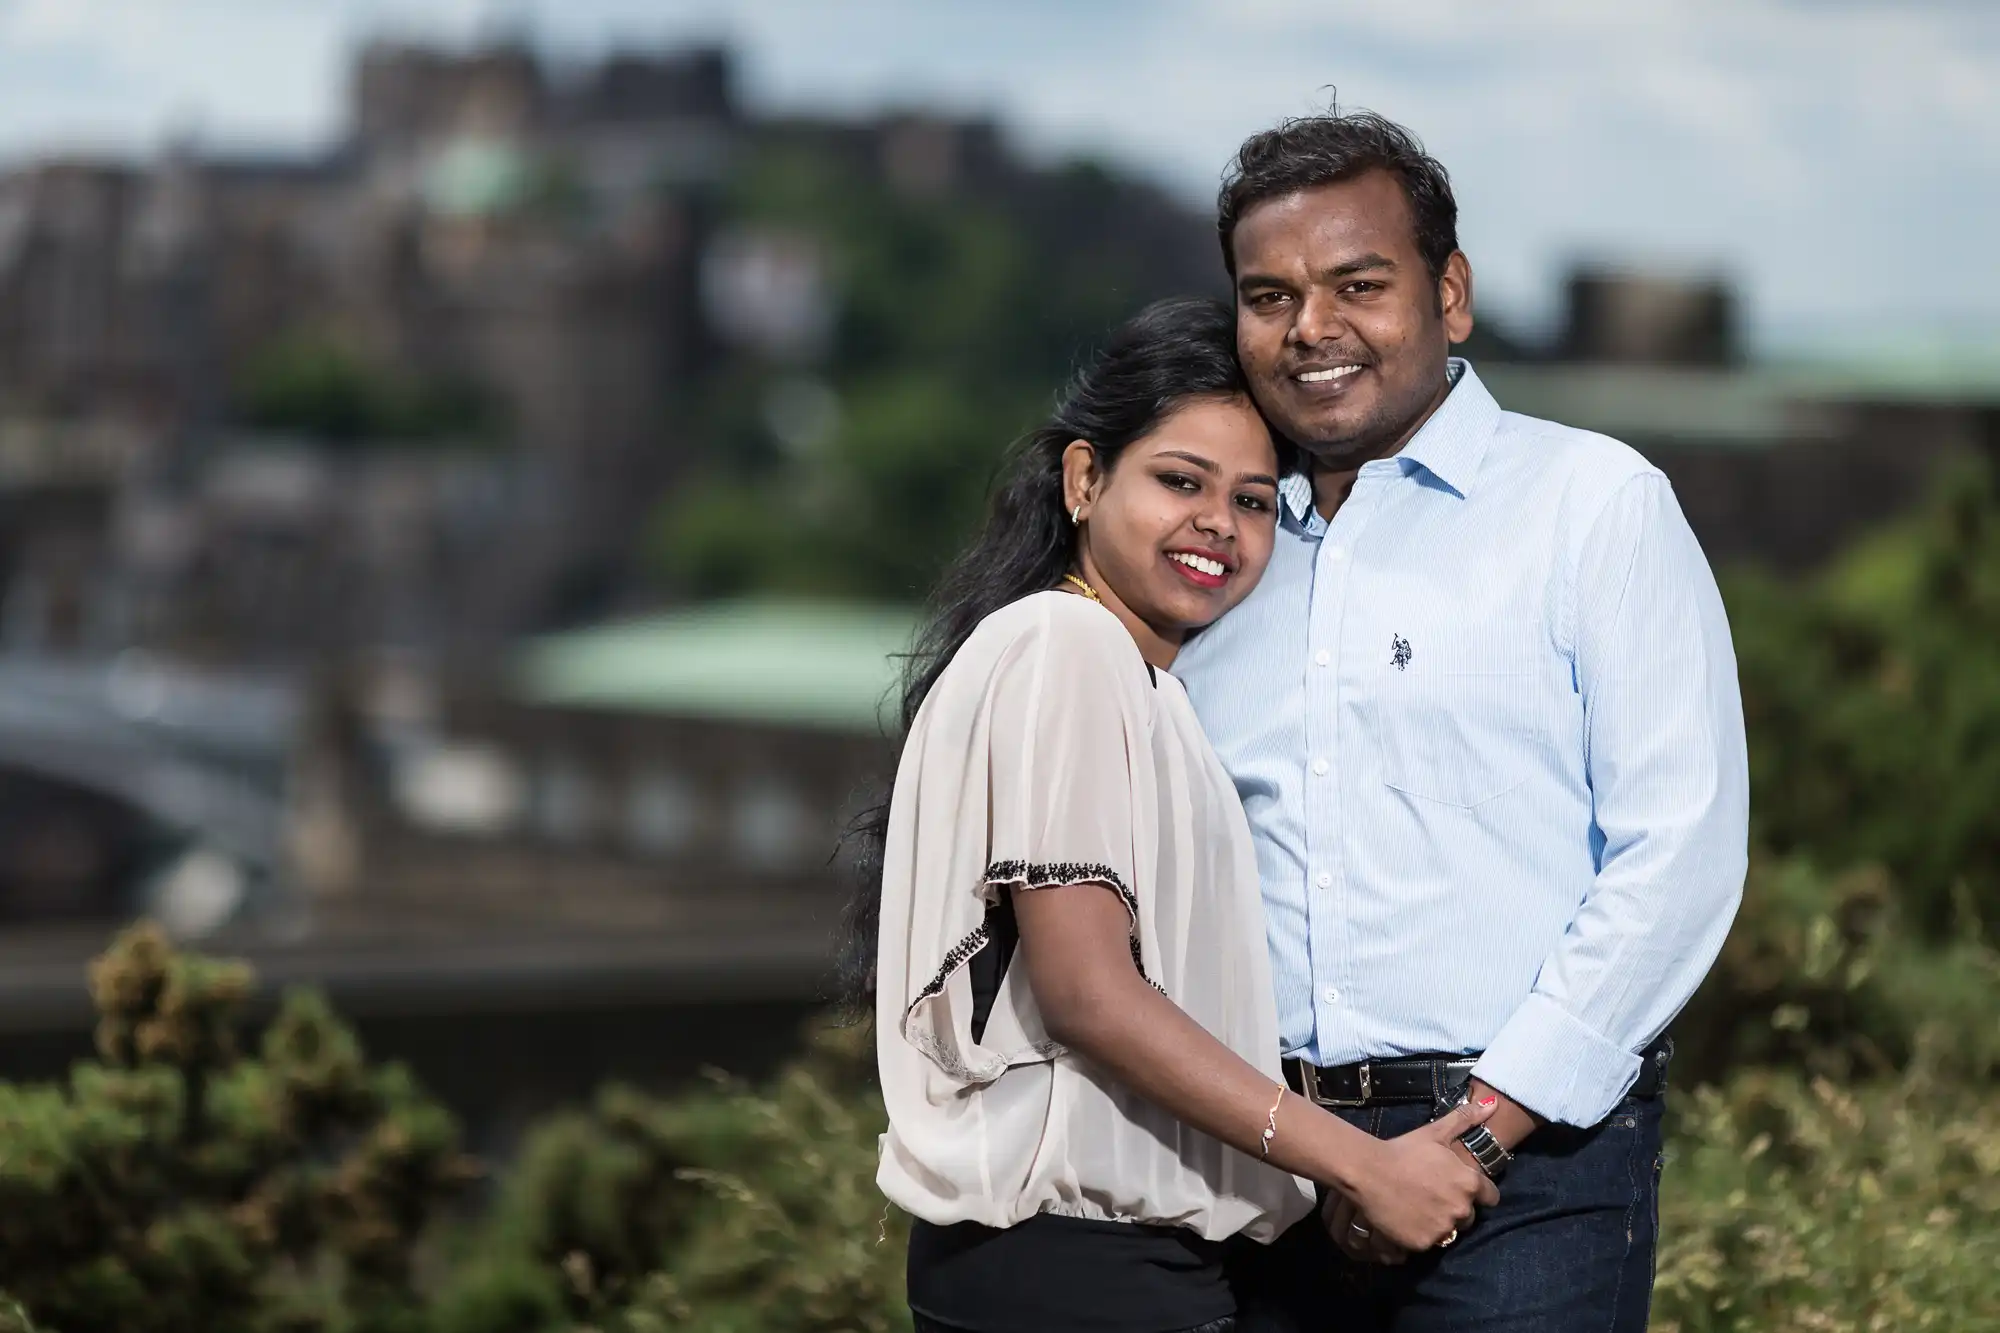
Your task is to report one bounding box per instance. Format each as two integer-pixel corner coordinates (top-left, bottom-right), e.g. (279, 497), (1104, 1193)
(1280, 357), (1499, 527)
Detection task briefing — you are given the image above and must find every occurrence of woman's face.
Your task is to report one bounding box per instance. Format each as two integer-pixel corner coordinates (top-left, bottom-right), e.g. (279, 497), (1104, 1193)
(1065, 394), (1283, 642)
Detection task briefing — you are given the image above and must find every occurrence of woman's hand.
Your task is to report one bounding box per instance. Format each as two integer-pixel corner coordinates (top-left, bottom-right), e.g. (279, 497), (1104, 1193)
(1339, 1099), (1501, 1253)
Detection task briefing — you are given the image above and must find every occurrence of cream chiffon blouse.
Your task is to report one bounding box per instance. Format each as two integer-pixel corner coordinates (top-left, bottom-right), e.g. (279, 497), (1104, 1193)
(875, 591), (1314, 1243)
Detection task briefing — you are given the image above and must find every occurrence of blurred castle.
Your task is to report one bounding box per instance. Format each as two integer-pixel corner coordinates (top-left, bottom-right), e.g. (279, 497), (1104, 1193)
(0, 42), (743, 660)
(7, 39), (1995, 670)
(0, 42), (1096, 663)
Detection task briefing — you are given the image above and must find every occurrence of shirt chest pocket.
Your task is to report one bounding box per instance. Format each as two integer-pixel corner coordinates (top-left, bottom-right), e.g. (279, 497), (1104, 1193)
(1370, 618), (1546, 808)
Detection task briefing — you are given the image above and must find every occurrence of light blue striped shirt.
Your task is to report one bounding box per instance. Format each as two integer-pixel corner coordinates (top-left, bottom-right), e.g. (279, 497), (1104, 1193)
(1173, 359), (1749, 1127)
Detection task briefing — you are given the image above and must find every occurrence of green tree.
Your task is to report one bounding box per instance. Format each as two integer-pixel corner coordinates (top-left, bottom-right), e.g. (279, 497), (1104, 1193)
(1728, 456), (2000, 936)
(651, 136), (1220, 601)
(237, 334), (497, 446)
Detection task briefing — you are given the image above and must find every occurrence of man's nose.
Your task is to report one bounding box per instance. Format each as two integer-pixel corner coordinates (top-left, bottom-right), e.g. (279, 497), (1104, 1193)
(1290, 290), (1347, 346)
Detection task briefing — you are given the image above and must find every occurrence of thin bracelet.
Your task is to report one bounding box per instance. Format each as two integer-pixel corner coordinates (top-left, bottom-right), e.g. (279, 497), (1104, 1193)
(1259, 1083), (1286, 1158)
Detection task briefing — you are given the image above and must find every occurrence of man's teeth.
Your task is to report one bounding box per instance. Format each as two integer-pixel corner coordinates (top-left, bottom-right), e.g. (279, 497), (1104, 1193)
(1169, 552), (1226, 577)
(1296, 365), (1363, 383)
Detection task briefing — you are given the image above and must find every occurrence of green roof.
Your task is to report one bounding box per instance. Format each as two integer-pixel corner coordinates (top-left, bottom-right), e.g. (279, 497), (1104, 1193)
(1481, 353), (2000, 449)
(512, 599), (917, 733)
(1480, 365), (1804, 445)
(422, 139), (532, 218)
(1766, 329), (2000, 402)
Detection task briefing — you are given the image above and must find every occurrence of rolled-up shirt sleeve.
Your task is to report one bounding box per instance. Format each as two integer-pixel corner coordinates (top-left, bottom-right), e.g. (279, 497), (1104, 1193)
(1472, 473), (1749, 1126)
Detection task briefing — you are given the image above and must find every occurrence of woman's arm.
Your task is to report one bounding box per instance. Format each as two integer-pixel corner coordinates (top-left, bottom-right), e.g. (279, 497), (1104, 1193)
(1012, 882), (1499, 1251)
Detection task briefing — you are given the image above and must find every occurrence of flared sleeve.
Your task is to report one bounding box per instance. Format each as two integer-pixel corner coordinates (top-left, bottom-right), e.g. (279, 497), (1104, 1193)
(891, 595), (1156, 1085)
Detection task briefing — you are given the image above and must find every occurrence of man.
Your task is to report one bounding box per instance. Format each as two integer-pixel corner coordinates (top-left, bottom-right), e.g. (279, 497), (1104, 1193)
(1173, 110), (1749, 1331)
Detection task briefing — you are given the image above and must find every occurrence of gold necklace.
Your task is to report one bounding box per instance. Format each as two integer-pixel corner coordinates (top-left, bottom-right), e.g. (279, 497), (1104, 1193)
(1062, 573), (1102, 603)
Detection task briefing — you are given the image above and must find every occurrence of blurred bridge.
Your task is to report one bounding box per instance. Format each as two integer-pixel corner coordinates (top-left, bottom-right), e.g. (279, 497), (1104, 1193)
(0, 601), (909, 1150)
(0, 654), (294, 848)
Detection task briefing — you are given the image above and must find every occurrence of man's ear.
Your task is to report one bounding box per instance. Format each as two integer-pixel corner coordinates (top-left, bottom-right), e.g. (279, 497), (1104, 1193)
(1440, 251), (1474, 345)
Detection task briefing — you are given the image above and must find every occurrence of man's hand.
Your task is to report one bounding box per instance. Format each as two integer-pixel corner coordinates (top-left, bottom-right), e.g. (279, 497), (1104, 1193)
(1327, 1082), (1537, 1262)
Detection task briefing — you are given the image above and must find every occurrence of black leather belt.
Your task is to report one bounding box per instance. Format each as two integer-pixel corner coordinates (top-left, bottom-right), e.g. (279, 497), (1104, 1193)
(1284, 1036), (1673, 1111)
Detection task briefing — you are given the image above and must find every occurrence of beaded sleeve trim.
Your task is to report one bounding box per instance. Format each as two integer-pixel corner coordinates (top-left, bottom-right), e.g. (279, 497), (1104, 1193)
(906, 920), (992, 1015)
(902, 911), (1065, 1082)
(903, 859), (1167, 1063)
(983, 859), (1130, 900)
(982, 860), (1165, 994)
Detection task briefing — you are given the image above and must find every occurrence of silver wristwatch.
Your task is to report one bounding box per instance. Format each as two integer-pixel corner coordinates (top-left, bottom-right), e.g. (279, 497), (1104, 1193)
(1451, 1090), (1514, 1181)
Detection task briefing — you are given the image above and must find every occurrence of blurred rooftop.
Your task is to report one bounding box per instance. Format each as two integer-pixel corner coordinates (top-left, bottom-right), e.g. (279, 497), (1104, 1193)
(513, 598), (915, 733)
(1483, 352), (2000, 449)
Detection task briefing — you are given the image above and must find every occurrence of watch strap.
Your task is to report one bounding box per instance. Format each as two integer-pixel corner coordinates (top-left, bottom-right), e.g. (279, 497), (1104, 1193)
(1457, 1123), (1512, 1181)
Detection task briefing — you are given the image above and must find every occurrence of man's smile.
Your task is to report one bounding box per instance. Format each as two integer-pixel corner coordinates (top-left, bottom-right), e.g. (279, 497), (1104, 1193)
(1294, 365), (1365, 384)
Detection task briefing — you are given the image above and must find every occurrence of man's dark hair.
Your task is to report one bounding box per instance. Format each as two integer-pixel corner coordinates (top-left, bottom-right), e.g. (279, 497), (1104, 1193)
(1218, 109), (1459, 284)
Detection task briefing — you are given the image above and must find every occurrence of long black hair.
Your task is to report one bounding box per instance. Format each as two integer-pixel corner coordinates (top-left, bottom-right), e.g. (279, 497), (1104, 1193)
(835, 295), (1270, 1015)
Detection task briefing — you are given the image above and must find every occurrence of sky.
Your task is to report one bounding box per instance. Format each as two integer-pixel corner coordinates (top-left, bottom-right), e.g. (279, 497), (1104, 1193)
(2, 0), (1995, 352)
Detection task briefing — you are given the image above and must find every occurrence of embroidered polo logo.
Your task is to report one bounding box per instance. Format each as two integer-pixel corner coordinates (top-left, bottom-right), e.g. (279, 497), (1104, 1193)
(1390, 634), (1412, 671)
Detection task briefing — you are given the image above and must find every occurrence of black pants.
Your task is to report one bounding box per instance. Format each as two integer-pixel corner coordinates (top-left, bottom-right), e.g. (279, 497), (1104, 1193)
(912, 1312), (1232, 1320)
(907, 1211), (1236, 1333)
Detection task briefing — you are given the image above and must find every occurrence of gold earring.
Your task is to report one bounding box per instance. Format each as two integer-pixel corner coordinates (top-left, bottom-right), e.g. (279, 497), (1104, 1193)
(1070, 504), (1083, 525)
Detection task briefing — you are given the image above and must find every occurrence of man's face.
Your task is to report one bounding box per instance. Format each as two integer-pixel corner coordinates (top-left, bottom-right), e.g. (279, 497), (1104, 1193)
(1231, 170), (1472, 472)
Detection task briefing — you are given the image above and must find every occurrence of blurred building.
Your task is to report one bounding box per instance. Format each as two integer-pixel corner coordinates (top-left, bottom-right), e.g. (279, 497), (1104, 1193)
(1487, 270), (2000, 570)
(0, 34), (1233, 955)
(0, 38), (1233, 667)
(1556, 267), (1741, 367)
(302, 599), (907, 920)
(0, 40), (741, 662)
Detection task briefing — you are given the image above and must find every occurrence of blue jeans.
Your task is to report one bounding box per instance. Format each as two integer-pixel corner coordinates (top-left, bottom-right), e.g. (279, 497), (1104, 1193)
(1230, 1093), (1665, 1333)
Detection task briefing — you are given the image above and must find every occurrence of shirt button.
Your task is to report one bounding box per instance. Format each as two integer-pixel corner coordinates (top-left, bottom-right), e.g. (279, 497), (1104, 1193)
(1312, 758), (1329, 776)
(1316, 872), (1332, 889)
(1314, 649), (1330, 667)
(1323, 986), (1341, 1005)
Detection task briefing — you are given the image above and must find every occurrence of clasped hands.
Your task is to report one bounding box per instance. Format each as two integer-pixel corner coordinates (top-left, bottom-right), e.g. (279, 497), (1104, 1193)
(1324, 1079), (1534, 1264)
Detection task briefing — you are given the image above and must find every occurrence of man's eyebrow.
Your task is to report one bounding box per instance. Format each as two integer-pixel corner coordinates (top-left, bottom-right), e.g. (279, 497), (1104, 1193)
(1321, 252), (1398, 280)
(1237, 253), (1398, 292)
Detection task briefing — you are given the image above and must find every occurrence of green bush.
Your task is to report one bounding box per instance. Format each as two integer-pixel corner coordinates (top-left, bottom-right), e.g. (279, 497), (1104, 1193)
(1674, 854), (2000, 1087)
(1656, 1069), (2000, 1331)
(0, 924), (476, 1333)
(5, 922), (1995, 1331)
(433, 1019), (908, 1333)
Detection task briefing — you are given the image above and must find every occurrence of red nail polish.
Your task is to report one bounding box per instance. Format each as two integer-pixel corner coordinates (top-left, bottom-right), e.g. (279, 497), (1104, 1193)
(1479, 1096), (1497, 1107)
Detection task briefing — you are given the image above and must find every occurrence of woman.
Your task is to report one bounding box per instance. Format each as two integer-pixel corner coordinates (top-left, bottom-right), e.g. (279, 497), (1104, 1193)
(850, 298), (1496, 1332)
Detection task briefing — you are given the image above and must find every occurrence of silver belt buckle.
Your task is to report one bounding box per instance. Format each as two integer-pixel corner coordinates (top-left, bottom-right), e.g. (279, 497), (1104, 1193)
(1308, 1060), (1371, 1108)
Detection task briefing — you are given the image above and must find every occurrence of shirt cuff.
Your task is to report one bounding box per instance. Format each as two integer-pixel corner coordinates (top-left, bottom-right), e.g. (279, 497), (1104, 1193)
(1470, 994), (1643, 1128)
